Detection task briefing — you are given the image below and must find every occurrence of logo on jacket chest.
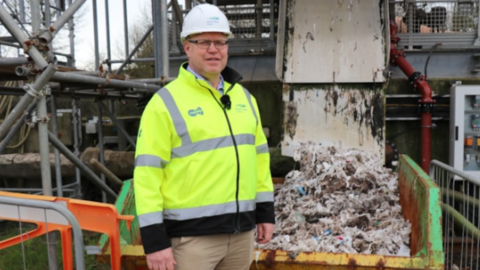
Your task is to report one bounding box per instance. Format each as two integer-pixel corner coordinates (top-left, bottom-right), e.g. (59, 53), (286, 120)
(235, 104), (247, 113)
(188, 107), (204, 117)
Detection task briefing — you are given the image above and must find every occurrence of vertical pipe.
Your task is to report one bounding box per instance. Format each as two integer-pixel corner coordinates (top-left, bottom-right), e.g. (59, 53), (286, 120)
(45, 0), (51, 29)
(390, 22), (434, 172)
(256, 0), (262, 38)
(97, 100), (107, 203)
(123, 0), (129, 59)
(37, 87), (56, 270)
(108, 0), (117, 118)
(50, 95), (63, 197)
(31, 0), (40, 34)
(71, 99), (82, 195)
(170, 6), (180, 54)
(19, 0), (26, 23)
(31, 0), (53, 198)
(45, 0), (63, 198)
(152, 0), (162, 78)
(68, 0), (76, 67)
(92, 0), (100, 70)
(109, 100), (115, 115)
(162, 0), (169, 78)
(38, 95), (52, 196)
(477, 3), (480, 41)
(421, 112), (432, 173)
(105, 0), (112, 73)
(269, 0), (274, 41)
(56, 0), (62, 15)
(171, 0), (184, 29)
(152, 0), (169, 78)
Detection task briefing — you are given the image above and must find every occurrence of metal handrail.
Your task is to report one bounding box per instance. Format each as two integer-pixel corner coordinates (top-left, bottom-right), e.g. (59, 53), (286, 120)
(430, 159), (480, 186)
(429, 159), (480, 270)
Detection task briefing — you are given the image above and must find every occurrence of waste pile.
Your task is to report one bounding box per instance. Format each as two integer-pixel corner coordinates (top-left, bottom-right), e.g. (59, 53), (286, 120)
(258, 142), (411, 257)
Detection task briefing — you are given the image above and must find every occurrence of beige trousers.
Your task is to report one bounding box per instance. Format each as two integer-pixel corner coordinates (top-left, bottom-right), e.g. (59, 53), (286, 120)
(170, 230), (254, 270)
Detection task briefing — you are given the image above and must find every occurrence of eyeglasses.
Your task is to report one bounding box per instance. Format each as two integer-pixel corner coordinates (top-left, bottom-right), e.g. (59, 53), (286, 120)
(188, 39), (229, 49)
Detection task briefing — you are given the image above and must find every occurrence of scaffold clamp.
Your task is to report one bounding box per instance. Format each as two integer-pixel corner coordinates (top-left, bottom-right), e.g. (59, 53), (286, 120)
(23, 84), (41, 99)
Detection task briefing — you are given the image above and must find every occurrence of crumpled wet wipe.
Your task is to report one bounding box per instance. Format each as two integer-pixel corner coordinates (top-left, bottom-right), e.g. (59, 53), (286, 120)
(256, 142), (411, 257)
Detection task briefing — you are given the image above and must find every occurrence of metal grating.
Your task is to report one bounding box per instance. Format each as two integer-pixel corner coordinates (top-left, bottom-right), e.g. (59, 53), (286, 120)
(392, 1), (480, 49)
(221, 4), (277, 39)
(394, 1), (478, 34)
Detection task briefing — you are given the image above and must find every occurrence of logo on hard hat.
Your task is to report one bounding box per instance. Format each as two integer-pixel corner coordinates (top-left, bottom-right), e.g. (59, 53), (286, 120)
(207, 16), (220, 26)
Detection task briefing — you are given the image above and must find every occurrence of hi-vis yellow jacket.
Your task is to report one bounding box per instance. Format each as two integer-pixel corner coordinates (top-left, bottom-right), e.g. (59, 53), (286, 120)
(134, 63), (275, 254)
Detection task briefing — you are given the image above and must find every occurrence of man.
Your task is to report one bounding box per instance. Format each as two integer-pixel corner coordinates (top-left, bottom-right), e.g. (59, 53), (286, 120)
(134, 3), (275, 270)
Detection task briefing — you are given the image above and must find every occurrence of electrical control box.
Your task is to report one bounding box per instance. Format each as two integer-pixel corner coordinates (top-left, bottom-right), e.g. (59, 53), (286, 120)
(450, 84), (480, 177)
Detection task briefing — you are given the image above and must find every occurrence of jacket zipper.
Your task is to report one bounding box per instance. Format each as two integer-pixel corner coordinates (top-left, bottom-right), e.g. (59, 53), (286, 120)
(202, 82), (241, 233)
(221, 104), (241, 234)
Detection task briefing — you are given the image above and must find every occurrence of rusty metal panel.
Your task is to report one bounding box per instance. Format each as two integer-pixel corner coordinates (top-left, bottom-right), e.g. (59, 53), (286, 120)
(281, 0), (387, 83)
(281, 85), (384, 157)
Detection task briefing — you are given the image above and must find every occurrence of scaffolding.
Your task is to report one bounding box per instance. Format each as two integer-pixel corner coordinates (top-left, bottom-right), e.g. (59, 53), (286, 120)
(0, 0), (278, 199)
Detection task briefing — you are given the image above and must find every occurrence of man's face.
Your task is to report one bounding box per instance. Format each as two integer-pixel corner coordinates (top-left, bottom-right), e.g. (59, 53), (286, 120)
(183, 32), (229, 80)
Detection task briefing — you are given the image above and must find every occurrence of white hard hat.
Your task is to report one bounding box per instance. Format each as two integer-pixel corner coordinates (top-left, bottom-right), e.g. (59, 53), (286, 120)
(180, 4), (232, 42)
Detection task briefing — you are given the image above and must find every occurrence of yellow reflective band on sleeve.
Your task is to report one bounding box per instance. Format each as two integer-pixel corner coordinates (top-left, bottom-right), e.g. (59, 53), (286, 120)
(138, 211), (164, 227)
(242, 87), (258, 125)
(256, 143), (269, 154)
(171, 134), (255, 158)
(135, 154), (168, 169)
(164, 200), (256, 221)
(255, 192), (274, 203)
(157, 88), (192, 145)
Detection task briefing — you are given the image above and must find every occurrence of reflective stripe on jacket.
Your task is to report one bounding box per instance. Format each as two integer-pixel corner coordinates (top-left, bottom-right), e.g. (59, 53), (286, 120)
(134, 63), (275, 254)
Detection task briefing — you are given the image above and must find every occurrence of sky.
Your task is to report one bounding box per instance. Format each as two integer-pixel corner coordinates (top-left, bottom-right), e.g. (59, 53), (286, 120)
(73, 0), (152, 70)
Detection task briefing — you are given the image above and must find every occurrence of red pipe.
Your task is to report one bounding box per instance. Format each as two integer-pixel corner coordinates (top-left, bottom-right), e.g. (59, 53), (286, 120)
(389, 21), (435, 172)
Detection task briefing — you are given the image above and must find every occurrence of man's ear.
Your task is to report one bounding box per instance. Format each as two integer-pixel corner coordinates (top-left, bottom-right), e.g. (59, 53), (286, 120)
(183, 41), (191, 57)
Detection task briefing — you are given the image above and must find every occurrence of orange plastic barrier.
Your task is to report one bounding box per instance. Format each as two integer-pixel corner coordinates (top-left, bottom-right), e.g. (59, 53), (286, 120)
(0, 191), (134, 270)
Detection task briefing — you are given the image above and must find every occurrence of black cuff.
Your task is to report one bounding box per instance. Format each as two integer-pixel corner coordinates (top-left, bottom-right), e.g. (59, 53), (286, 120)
(140, 223), (171, 254)
(255, 202), (275, 224)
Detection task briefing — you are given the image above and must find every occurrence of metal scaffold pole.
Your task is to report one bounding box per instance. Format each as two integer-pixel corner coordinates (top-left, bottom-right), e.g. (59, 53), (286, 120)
(105, 0), (112, 73)
(152, 0), (170, 79)
(97, 100), (107, 202)
(32, 0), (58, 268)
(67, 0), (76, 67)
(93, 0), (100, 69)
(71, 98), (82, 196)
